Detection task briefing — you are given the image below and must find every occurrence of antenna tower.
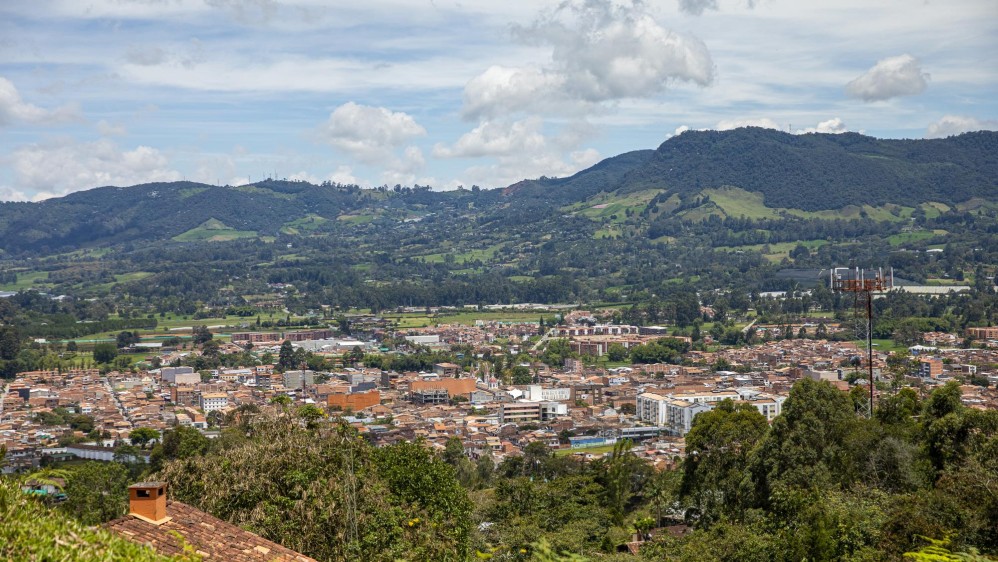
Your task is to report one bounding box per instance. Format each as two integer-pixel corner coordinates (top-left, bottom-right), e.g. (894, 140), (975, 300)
(830, 267), (893, 417)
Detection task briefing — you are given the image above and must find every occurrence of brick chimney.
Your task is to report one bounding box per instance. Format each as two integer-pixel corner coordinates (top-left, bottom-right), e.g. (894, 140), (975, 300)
(128, 482), (170, 524)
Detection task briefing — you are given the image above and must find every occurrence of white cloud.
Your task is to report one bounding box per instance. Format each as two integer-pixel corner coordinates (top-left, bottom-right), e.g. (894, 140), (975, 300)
(462, 0), (714, 119)
(203, 0), (278, 25)
(714, 117), (780, 131)
(678, 0), (718, 16)
(433, 117), (548, 159)
(438, 118), (602, 188)
(317, 102), (426, 164)
(8, 138), (180, 200)
(462, 66), (566, 121)
(845, 54), (929, 102)
(327, 165), (360, 185)
(124, 45), (168, 66)
(0, 77), (80, 126)
(96, 119), (127, 136)
(925, 115), (998, 138)
(799, 117), (848, 134)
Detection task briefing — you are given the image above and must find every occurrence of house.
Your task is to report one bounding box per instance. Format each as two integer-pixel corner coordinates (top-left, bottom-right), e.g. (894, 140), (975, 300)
(106, 482), (317, 561)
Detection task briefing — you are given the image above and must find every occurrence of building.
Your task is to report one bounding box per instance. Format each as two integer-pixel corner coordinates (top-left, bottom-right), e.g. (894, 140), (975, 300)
(282, 370), (316, 390)
(161, 367), (199, 385)
(410, 377), (477, 398)
(522, 385), (571, 402)
(919, 357), (944, 379)
(966, 326), (998, 340)
(200, 392), (229, 412)
(327, 390), (380, 412)
(106, 482), (317, 561)
(433, 362), (462, 377)
(282, 329), (334, 342)
(411, 388), (449, 405)
(499, 402), (541, 424)
(230, 332), (281, 344)
(637, 392), (668, 426)
(170, 386), (199, 407)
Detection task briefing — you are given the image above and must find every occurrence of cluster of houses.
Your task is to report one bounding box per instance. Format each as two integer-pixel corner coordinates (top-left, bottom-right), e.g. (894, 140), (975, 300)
(4, 314), (998, 476)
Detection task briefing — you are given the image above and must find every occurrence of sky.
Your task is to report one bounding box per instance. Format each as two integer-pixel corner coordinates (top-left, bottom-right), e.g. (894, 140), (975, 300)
(0, 0), (995, 202)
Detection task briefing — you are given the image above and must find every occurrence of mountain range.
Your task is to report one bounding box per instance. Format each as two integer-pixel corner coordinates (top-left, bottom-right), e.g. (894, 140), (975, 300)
(1, 127), (996, 257)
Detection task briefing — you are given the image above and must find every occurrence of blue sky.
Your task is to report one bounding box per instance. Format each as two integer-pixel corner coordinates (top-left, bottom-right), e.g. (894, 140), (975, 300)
(1, 0), (995, 201)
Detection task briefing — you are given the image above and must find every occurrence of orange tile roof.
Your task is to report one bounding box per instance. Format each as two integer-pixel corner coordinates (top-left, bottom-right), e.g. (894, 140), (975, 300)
(106, 500), (317, 562)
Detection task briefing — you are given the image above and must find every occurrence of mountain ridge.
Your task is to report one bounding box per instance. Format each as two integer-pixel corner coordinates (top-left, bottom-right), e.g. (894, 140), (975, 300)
(1, 128), (996, 256)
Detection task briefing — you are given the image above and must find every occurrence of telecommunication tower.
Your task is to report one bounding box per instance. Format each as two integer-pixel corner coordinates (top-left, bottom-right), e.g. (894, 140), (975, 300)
(830, 267), (894, 416)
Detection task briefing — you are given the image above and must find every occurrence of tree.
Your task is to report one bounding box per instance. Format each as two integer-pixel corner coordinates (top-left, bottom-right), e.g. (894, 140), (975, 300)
(92, 343), (117, 364)
(442, 437), (465, 467)
(157, 418), (473, 561)
(60, 462), (130, 525)
(115, 331), (140, 349)
(278, 340), (295, 371)
(751, 379), (862, 505)
(129, 427), (160, 449)
(511, 365), (532, 385)
(0, 325), (20, 361)
(192, 325), (213, 346)
(682, 400), (769, 522)
(206, 410), (224, 428)
(149, 425), (209, 472)
(201, 339), (221, 358)
(606, 343), (629, 362)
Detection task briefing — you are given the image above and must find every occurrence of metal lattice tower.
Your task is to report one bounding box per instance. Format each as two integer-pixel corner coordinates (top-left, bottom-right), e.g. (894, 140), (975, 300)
(830, 267), (893, 417)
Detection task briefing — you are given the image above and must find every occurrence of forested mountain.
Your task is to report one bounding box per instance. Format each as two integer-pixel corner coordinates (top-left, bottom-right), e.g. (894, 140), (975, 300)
(622, 128), (998, 210)
(0, 129), (995, 255)
(1, 129), (997, 319)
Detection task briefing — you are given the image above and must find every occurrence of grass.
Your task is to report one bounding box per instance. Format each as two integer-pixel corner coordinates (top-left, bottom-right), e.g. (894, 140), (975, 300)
(856, 338), (909, 354)
(595, 226), (623, 239)
(886, 231), (937, 246)
(177, 187), (207, 199)
(337, 213), (376, 225)
(568, 189), (660, 222)
(702, 186), (781, 219)
(717, 240), (829, 262)
(172, 219), (257, 242)
(388, 310), (546, 328)
(114, 271), (153, 283)
(690, 186), (922, 224)
(0, 270), (51, 291)
(232, 185), (295, 200)
(281, 214), (330, 234)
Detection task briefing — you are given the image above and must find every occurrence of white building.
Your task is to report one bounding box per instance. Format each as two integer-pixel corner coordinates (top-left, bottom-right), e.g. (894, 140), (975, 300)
(637, 390), (785, 435)
(200, 392), (229, 413)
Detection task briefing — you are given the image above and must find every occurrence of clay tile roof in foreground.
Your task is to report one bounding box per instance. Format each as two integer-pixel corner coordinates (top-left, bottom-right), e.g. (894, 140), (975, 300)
(106, 500), (317, 562)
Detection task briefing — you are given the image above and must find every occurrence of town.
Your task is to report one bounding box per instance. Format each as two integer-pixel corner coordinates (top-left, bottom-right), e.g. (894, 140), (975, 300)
(4, 308), (996, 474)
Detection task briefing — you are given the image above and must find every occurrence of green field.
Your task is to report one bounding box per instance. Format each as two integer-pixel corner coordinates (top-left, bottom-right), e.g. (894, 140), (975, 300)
(337, 213), (376, 225)
(388, 310), (548, 329)
(417, 243), (505, 265)
(114, 271), (154, 283)
(281, 214), (331, 234)
(567, 189), (660, 222)
(0, 270), (51, 291)
(702, 186), (782, 219)
(886, 231), (938, 246)
(232, 185), (295, 200)
(717, 240), (829, 262)
(173, 219), (258, 242)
